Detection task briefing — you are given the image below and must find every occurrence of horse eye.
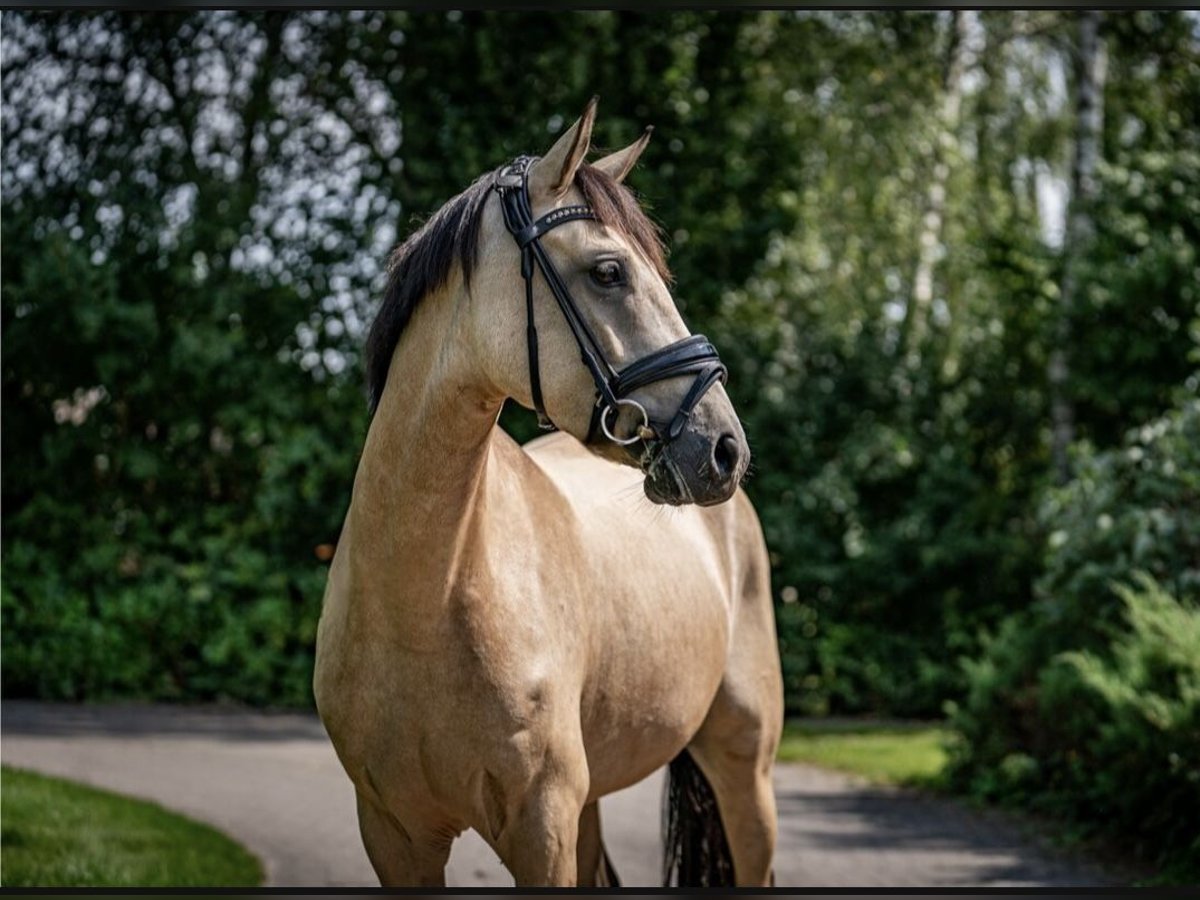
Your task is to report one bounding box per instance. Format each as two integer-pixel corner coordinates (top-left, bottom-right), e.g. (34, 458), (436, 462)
(590, 260), (624, 288)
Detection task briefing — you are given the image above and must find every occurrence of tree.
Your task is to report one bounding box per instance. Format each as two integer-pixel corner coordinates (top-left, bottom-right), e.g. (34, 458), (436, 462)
(1048, 11), (1108, 484)
(904, 11), (977, 363)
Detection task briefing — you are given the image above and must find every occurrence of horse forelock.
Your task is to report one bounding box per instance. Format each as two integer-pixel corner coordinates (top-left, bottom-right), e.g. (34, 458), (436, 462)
(365, 160), (671, 414)
(575, 163), (672, 286)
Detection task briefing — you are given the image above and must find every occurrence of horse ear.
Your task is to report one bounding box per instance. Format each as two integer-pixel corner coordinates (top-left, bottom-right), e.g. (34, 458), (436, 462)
(529, 96), (598, 199)
(592, 126), (653, 184)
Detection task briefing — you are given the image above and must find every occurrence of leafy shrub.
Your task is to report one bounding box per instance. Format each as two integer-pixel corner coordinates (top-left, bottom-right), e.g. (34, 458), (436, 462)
(1043, 576), (1200, 873)
(1038, 398), (1200, 632)
(728, 301), (1049, 717)
(950, 398), (1200, 878)
(1, 219), (362, 708)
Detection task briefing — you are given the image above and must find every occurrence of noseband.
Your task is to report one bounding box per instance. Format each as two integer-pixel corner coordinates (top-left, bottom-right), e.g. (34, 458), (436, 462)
(494, 156), (727, 446)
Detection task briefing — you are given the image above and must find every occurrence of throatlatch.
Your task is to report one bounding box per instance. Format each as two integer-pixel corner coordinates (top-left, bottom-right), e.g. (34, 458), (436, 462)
(493, 155), (727, 445)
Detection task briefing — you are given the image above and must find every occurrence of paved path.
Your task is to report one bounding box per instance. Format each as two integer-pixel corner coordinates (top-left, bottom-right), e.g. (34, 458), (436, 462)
(1, 702), (1115, 887)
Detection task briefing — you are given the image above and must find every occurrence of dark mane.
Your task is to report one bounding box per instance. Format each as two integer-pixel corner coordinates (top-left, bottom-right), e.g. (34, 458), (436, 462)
(364, 170), (495, 412)
(364, 161), (670, 412)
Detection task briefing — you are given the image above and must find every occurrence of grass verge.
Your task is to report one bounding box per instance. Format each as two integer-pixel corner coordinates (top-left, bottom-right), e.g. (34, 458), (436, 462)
(776, 719), (953, 787)
(0, 766), (262, 887)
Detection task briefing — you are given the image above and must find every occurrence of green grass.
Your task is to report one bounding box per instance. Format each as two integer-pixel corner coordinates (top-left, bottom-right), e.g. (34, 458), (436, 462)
(0, 766), (262, 887)
(776, 719), (954, 787)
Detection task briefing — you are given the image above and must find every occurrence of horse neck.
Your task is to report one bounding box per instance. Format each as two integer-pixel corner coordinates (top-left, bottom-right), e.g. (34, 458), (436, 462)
(347, 281), (502, 593)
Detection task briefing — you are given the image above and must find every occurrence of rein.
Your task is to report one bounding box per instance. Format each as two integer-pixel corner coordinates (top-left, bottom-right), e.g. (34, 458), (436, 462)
(494, 155), (727, 446)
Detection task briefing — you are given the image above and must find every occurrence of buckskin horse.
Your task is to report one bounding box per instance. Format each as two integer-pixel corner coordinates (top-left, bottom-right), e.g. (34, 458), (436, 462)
(314, 98), (783, 887)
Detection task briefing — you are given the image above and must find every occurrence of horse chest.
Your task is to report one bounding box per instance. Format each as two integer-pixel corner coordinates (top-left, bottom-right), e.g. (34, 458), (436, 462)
(318, 490), (740, 820)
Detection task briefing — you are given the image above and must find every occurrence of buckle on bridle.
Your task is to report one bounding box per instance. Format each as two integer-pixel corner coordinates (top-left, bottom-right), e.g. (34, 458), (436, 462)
(495, 156), (531, 190)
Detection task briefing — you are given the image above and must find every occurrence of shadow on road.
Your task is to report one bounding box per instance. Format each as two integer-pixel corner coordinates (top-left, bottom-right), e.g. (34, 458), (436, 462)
(2, 701), (323, 743)
(775, 783), (1111, 887)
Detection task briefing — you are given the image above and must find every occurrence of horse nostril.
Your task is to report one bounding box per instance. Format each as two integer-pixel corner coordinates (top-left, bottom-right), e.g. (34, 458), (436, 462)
(712, 433), (741, 482)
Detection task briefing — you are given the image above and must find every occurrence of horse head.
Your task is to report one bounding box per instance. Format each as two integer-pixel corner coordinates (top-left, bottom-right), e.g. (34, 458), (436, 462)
(472, 98), (750, 506)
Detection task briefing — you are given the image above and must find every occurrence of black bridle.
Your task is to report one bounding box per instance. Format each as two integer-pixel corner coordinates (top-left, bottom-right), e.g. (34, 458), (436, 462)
(494, 155), (727, 446)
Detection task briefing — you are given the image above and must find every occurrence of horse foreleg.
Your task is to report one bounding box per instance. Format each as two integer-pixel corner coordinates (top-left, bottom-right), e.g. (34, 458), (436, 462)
(576, 801), (620, 887)
(355, 792), (454, 887)
(490, 758), (588, 887)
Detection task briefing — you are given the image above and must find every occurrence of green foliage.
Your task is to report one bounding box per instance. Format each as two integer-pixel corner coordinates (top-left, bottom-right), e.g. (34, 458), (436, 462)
(1072, 14), (1200, 444)
(729, 11), (1200, 716)
(1039, 399), (1200, 631)
(1047, 578), (1200, 872)
(0, 766), (262, 886)
(950, 400), (1200, 878)
(1, 18), (367, 702)
(777, 721), (953, 786)
(719, 16), (1055, 715)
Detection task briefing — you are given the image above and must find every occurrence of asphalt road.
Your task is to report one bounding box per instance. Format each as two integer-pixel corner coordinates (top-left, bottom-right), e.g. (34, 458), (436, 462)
(0, 702), (1117, 887)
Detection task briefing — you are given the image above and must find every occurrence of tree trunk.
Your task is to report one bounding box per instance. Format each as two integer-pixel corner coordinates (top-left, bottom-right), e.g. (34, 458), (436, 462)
(1049, 11), (1108, 484)
(905, 11), (974, 364)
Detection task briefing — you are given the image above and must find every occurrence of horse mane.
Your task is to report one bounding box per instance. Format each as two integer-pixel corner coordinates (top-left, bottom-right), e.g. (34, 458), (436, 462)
(364, 161), (671, 413)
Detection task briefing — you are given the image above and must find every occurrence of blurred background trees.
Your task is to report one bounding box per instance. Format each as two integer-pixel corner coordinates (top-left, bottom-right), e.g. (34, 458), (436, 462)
(2, 9), (1197, 871)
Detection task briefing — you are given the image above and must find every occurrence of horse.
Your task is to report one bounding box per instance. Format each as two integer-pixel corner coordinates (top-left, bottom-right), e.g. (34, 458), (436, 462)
(313, 98), (783, 887)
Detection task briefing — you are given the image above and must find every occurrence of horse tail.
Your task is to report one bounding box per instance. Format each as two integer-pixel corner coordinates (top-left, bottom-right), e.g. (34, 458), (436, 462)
(600, 844), (621, 887)
(662, 749), (735, 886)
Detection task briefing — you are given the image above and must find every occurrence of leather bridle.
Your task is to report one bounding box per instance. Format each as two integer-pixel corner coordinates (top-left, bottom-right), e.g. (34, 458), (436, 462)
(494, 155), (727, 446)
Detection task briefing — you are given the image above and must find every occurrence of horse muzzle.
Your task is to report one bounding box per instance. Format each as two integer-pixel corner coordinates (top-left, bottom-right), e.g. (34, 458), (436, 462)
(641, 426), (749, 507)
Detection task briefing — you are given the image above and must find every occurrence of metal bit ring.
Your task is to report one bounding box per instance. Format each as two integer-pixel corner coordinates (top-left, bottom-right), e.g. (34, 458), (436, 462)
(600, 398), (651, 446)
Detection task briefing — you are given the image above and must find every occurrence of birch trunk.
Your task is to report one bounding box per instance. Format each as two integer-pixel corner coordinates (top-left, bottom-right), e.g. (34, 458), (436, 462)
(1049, 11), (1108, 484)
(905, 11), (974, 364)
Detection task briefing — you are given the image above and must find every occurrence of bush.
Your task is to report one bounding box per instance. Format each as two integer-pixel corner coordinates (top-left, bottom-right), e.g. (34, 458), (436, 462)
(1038, 399), (1200, 633)
(949, 398), (1200, 878)
(0, 220), (363, 708)
(1044, 576), (1200, 872)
